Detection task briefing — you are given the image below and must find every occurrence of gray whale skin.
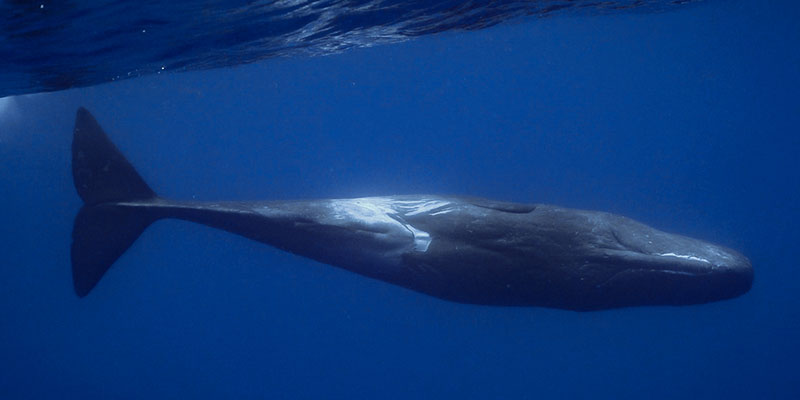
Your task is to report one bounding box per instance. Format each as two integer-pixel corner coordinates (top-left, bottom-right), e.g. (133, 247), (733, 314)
(71, 108), (753, 311)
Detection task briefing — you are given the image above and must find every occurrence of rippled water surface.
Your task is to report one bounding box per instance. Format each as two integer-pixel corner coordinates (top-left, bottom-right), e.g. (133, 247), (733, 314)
(2, 0), (704, 97)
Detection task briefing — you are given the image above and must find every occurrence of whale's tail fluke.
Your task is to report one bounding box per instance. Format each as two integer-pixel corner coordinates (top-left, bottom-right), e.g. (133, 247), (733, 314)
(71, 108), (158, 297)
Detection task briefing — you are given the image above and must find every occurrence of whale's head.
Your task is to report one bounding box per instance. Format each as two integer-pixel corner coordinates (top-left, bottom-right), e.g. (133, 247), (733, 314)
(529, 207), (753, 310)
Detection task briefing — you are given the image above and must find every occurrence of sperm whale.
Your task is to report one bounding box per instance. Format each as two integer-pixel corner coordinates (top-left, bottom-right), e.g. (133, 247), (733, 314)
(71, 108), (753, 310)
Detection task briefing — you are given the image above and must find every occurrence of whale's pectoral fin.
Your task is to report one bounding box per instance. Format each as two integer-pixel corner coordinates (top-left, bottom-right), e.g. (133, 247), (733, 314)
(71, 107), (158, 297)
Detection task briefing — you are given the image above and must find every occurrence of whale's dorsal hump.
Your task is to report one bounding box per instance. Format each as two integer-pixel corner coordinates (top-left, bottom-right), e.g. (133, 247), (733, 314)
(459, 197), (536, 213)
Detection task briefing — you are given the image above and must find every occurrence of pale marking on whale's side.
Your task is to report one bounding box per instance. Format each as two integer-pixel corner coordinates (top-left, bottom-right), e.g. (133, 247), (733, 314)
(657, 252), (710, 264)
(327, 197), (453, 252)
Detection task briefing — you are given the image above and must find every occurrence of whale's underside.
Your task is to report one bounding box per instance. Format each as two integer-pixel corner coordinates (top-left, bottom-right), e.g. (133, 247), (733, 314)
(70, 108), (753, 310)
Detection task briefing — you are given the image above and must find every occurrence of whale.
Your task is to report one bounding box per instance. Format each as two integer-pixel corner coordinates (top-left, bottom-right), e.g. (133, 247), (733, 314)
(70, 108), (753, 310)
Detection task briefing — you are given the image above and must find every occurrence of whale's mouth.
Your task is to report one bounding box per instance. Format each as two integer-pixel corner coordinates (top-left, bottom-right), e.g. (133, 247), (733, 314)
(599, 246), (751, 277)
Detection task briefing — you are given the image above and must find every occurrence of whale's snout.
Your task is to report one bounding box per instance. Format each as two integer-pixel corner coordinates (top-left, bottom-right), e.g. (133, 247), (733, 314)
(588, 214), (755, 308)
(702, 246), (753, 300)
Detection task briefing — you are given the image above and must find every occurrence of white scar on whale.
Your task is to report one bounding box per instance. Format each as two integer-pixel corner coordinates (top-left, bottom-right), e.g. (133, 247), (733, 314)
(328, 197), (453, 252)
(657, 252), (710, 264)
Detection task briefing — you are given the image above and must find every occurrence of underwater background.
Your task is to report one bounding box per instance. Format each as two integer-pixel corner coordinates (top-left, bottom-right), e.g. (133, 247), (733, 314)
(1, 0), (798, 398)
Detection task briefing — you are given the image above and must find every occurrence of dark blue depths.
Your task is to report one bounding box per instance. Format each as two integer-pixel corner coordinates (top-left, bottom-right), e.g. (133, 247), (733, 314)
(1, 1), (799, 399)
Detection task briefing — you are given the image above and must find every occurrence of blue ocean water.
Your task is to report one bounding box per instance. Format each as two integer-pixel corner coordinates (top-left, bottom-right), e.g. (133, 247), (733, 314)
(1, 0), (798, 399)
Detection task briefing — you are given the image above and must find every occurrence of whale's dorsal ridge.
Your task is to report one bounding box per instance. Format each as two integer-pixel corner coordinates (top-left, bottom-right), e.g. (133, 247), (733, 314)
(456, 196), (537, 214)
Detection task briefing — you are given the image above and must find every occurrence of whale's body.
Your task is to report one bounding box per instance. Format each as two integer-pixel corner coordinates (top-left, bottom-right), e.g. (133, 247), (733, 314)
(71, 108), (753, 310)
